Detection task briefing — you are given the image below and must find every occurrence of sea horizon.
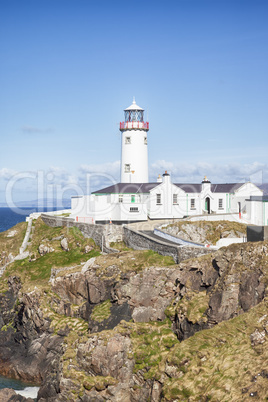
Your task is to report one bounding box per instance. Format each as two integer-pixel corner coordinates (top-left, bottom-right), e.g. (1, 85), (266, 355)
(0, 206), (70, 233)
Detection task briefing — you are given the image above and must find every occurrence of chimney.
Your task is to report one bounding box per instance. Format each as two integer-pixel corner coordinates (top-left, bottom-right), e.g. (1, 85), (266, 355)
(162, 171), (171, 184)
(201, 176), (211, 192)
(157, 174), (162, 183)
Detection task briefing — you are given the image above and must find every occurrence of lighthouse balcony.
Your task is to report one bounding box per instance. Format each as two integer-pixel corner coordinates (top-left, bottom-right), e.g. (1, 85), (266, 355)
(120, 121), (149, 131)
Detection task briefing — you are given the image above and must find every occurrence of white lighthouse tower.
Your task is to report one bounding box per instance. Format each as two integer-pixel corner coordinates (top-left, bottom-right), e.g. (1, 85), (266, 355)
(120, 98), (149, 183)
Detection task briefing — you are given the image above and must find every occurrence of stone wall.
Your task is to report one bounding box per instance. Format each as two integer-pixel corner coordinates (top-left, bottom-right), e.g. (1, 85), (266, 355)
(41, 214), (123, 253)
(123, 226), (211, 263)
(124, 226), (180, 262)
(247, 225), (268, 242)
(41, 215), (212, 262)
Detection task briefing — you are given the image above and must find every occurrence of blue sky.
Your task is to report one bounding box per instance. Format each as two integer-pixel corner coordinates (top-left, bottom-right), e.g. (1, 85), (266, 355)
(0, 0), (268, 203)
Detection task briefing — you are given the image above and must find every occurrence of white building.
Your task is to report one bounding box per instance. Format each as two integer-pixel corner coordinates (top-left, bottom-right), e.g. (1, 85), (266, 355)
(70, 100), (263, 224)
(245, 196), (268, 226)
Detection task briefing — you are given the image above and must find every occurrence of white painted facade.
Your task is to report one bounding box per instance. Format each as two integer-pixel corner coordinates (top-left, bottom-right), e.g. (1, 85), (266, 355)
(120, 99), (149, 183)
(245, 197), (268, 226)
(70, 172), (263, 223)
(71, 193), (148, 223)
(148, 174), (186, 219)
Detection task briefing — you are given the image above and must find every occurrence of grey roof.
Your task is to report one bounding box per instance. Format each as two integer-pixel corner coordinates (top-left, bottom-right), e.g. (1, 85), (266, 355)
(174, 183), (202, 193)
(211, 183), (243, 193)
(248, 196), (268, 202)
(93, 182), (246, 195)
(92, 183), (159, 194)
(175, 183), (244, 193)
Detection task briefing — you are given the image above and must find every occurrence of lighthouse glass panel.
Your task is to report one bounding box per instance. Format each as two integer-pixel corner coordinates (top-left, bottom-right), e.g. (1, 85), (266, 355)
(124, 110), (144, 122)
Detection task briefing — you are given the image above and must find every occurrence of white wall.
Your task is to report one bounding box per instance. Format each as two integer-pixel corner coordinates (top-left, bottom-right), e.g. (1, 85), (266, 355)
(120, 129), (148, 183)
(229, 182), (263, 223)
(245, 200), (268, 226)
(70, 193), (148, 222)
(70, 181), (264, 224)
(148, 176), (187, 219)
(148, 179), (231, 219)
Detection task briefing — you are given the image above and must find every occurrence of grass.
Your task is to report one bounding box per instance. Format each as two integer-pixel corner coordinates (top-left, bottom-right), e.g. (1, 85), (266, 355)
(6, 248), (100, 283)
(129, 319), (178, 380)
(161, 297), (268, 401)
(165, 290), (209, 324)
(5, 217), (268, 401)
(38, 291), (105, 400)
(94, 249), (175, 281)
(91, 300), (112, 322)
(109, 241), (132, 251)
(28, 218), (97, 255)
(0, 221), (27, 257)
(2, 218), (101, 289)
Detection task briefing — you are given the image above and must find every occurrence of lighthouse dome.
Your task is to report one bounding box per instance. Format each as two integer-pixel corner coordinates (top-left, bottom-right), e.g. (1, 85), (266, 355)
(124, 97), (144, 123)
(124, 97), (144, 111)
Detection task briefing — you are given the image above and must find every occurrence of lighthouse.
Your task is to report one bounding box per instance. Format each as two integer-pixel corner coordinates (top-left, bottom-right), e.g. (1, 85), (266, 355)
(120, 98), (149, 183)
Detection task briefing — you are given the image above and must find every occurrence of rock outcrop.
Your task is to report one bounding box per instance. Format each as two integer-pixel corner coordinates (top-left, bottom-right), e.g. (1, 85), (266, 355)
(51, 264), (179, 330)
(0, 238), (268, 401)
(167, 242), (268, 340)
(60, 238), (69, 252)
(38, 244), (54, 256)
(0, 278), (63, 400)
(163, 220), (246, 244)
(0, 388), (34, 402)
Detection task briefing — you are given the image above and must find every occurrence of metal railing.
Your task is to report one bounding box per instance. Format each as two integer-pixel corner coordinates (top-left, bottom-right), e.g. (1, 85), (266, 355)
(120, 121), (149, 130)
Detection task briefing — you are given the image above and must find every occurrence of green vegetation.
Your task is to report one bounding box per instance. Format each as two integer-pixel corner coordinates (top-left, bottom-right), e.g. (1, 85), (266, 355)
(2, 217), (268, 401)
(162, 297), (268, 401)
(6, 248), (100, 284)
(28, 218), (97, 255)
(142, 249), (175, 266)
(2, 218), (101, 289)
(0, 221), (27, 256)
(165, 290), (209, 324)
(91, 299), (112, 322)
(93, 249), (175, 283)
(109, 241), (131, 251)
(130, 319), (178, 380)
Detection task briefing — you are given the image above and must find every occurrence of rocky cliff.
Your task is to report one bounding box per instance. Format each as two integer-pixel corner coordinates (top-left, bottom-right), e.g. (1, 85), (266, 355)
(0, 219), (268, 401)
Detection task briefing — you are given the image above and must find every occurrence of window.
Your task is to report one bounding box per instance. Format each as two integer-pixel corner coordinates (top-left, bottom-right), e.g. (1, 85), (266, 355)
(190, 198), (195, 209)
(144, 136), (147, 145)
(119, 195), (123, 203)
(219, 198), (223, 209)
(156, 194), (161, 205)
(125, 136), (131, 144)
(173, 194), (178, 204)
(130, 207), (139, 212)
(124, 164), (130, 173)
(131, 195), (135, 203)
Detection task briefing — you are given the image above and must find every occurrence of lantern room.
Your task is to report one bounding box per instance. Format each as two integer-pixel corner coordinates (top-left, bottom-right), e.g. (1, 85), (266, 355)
(120, 97), (149, 131)
(124, 98), (144, 122)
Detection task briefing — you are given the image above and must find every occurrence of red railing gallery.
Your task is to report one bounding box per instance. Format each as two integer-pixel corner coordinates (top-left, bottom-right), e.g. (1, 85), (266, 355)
(120, 121), (149, 130)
